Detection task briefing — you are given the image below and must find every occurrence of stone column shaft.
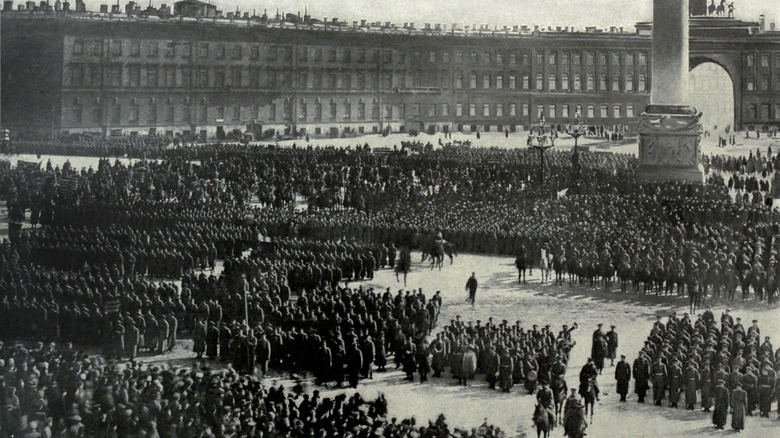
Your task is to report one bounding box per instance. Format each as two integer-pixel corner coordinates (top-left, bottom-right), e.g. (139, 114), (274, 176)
(651, 0), (689, 105)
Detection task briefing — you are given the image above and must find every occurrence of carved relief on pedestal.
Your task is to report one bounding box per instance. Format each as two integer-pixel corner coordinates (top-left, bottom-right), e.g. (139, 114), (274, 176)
(638, 106), (703, 169)
(639, 134), (701, 167)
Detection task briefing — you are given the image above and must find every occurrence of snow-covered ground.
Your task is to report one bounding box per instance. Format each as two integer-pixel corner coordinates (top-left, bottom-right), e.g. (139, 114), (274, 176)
(328, 255), (780, 438)
(137, 254), (780, 437)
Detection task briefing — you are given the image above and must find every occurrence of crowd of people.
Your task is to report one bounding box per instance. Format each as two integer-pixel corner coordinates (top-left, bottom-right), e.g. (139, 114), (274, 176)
(3, 134), (780, 436)
(0, 341), (506, 438)
(427, 318), (577, 394)
(630, 310), (780, 432)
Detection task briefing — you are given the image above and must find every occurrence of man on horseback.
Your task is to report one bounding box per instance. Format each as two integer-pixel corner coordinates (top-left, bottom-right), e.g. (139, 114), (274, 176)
(579, 358), (600, 401)
(563, 388), (588, 438)
(536, 381), (556, 430)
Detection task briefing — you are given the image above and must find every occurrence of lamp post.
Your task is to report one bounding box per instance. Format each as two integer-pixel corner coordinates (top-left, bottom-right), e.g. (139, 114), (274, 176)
(566, 112), (586, 177)
(529, 114), (554, 184)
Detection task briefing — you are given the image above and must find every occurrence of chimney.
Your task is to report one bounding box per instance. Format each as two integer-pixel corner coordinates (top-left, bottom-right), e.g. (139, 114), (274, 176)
(424, 23), (431, 30)
(771, 22), (776, 31)
(759, 14), (766, 32)
(3, 1), (13, 11)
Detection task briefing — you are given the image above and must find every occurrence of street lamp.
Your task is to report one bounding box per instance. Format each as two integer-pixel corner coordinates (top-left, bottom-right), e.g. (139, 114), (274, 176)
(529, 113), (554, 184)
(567, 112), (586, 170)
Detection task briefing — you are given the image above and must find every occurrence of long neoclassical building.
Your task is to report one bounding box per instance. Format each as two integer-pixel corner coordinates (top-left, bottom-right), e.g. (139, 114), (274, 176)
(2, 2), (779, 139)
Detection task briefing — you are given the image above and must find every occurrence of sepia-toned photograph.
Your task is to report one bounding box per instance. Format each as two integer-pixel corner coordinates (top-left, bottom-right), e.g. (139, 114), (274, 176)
(1, 0), (780, 436)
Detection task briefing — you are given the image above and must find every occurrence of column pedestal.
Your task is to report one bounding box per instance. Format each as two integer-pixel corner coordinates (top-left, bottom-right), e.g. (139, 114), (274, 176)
(636, 105), (704, 183)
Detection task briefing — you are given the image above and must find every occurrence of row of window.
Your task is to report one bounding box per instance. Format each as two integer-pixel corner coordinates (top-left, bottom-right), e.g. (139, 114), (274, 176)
(70, 38), (406, 64)
(411, 102), (637, 119)
(745, 53), (780, 69)
(69, 99), (639, 126)
(67, 63), (650, 94)
(70, 38), (655, 72)
(424, 50), (647, 68)
(68, 98), (400, 125)
(455, 72), (647, 92)
(67, 65), (408, 90)
(744, 75), (780, 93)
(745, 103), (780, 121)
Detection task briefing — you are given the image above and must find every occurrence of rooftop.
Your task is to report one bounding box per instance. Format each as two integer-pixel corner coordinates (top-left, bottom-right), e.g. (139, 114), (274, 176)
(0, 2), (775, 40)
(0, 2), (643, 38)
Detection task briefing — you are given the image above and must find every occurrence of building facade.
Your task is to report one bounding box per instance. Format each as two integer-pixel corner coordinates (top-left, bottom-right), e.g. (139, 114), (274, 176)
(1, 10), (778, 138)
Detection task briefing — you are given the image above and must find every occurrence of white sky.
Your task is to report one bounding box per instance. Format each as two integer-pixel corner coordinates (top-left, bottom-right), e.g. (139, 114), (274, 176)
(84, 0), (779, 30)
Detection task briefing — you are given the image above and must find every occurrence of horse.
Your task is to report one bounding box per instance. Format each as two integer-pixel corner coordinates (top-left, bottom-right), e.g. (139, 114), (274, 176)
(563, 398), (588, 438)
(394, 247), (411, 286)
(716, 0), (725, 16)
(533, 404), (551, 438)
(551, 376), (568, 424)
(579, 378), (597, 424)
(515, 252), (527, 283)
(426, 241), (457, 269)
(540, 249), (550, 284)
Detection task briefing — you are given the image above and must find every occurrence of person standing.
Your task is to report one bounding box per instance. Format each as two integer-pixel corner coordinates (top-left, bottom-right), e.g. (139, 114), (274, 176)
(166, 312), (178, 352)
(606, 326), (619, 366)
(712, 379), (729, 430)
(256, 333), (272, 376)
(125, 320), (139, 361)
(615, 354), (631, 402)
(731, 383), (747, 432)
(684, 362), (701, 410)
(360, 335), (376, 379)
(757, 365), (775, 417)
(652, 356), (668, 406)
(668, 359), (683, 408)
(499, 350), (514, 393)
(484, 345), (500, 390)
(465, 273), (478, 307)
(701, 361), (713, 412)
(193, 319), (206, 359)
(157, 314), (169, 354)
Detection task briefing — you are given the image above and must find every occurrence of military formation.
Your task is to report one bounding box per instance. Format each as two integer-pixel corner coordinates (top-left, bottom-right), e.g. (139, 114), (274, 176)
(632, 310), (780, 432)
(1, 135), (780, 437)
(429, 318), (577, 394)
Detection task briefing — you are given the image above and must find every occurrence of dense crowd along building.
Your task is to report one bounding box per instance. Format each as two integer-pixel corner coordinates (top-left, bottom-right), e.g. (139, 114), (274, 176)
(2, 1), (780, 139)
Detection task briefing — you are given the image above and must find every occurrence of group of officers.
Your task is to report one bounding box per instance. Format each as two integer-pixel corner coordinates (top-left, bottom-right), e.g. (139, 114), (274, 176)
(623, 309), (780, 432)
(428, 318), (578, 393)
